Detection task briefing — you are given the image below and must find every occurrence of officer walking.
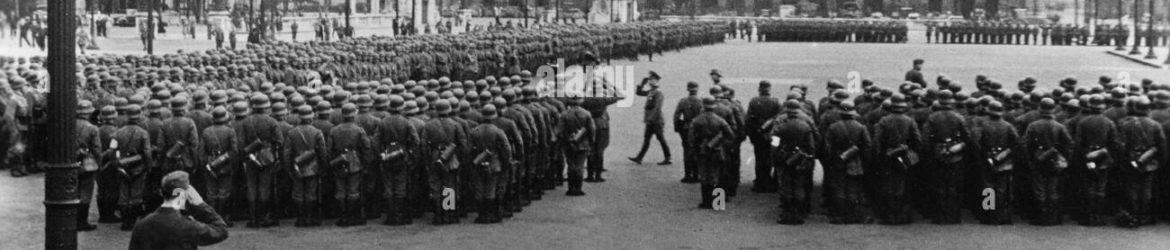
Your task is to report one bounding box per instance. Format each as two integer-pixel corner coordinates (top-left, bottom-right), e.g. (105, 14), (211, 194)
(629, 71), (671, 165)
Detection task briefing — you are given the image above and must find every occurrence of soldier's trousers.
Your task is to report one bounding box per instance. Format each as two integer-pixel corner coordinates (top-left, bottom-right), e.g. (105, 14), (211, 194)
(877, 164), (909, 223)
(934, 166), (963, 223)
(207, 174), (234, 204)
(1119, 169), (1153, 223)
(1083, 170), (1109, 221)
(750, 141), (773, 189)
(980, 171), (1012, 224)
(634, 123), (670, 161)
(244, 164), (275, 204)
(565, 150), (589, 192)
(335, 172), (362, 202)
(78, 170), (97, 204)
(428, 168), (458, 209)
(292, 176), (320, 203)
(119, 173), (147, 207)
(473, 169), (500, 201)
(1031, 172), (1062, 223)
(382, 165), (410, 200)
(776, 163), (811, 216)
(589, 127), (611, 172)
(680, 133), (696, 179)
(97, 167), (121, 220)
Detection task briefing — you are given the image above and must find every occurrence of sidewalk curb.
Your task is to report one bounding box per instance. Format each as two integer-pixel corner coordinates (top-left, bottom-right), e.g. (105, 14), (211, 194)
(1105, 50), (1166, 69)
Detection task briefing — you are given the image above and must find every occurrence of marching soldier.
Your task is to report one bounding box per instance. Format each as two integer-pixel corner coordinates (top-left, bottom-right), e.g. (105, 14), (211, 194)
(770, 100), (818, 225)
(689, 96), (734, 209)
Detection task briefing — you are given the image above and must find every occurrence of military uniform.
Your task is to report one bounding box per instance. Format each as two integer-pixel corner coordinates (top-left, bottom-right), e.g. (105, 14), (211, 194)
(557, 97), (596, 197)
(467, 105), (512, 224)
(872, 98), (921, 225)
(688, 97), (734, 209)
(201, 107), (238, 227)
(112, 104), (154, 230)
(421, 100), (467, 225)
(746, 82), (781, 193)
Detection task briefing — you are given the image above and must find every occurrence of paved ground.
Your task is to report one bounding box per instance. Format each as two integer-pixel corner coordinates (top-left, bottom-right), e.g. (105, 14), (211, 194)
(4, 39), (1170, 249)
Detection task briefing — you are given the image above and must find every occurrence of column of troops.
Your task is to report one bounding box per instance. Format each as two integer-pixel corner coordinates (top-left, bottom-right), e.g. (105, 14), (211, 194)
(758, 20), (908, 43)
(685, 69), (1170, 228)
(929, 21), (1170, 47)
(0, 21), (730, 230)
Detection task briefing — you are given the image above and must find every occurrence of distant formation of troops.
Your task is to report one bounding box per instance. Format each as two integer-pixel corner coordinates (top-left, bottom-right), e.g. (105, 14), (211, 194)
(928, 21), (1170, 47)
(0, 21), (729, 231)
(686, 60), (1170, 228)
(757, 20), (908, 43)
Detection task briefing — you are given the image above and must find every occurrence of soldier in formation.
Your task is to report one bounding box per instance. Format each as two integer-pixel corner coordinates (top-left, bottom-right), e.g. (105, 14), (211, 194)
(758, 20), (907, 43)
(0, 20), (728, 231)
(675, 65), (1169, 228)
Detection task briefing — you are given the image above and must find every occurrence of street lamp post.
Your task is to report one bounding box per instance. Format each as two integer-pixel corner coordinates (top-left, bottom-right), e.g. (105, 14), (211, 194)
(1129, 0), (1142, 55)
(1115, 0), (1126, 51)
(147, 0), (156, 54)
(1144, 0), (1157, 59)
(45, 0), (81, 248)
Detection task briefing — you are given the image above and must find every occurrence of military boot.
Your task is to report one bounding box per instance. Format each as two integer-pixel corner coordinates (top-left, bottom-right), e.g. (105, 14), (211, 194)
(474, 199), (492, 224)
(97, 199), (121, 223)
(566, 172), (585, 196)
(295, 201), (309, 227)
(77, 203), (97, 231)
(246, 202), (262, 228)
(697, 185), (713, 209)
(261, 202), (279, 227)
(349, 200), (366, 226)
(119, 205), (137, 231)
(336, 201), (352, 227)
(305, 202), (322, 227)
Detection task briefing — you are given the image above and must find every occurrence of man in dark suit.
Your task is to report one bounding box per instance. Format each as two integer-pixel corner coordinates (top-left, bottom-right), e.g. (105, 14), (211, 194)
(130, 171), (229, 250)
